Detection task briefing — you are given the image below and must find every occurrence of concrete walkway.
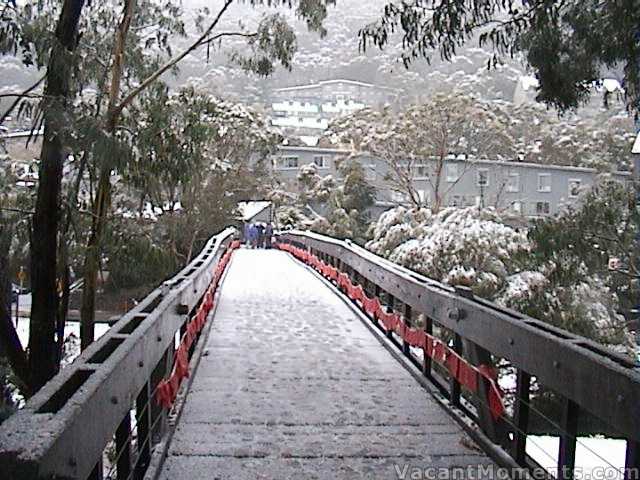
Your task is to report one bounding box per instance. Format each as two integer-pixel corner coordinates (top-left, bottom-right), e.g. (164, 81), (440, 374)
(158, 249), (495, 479)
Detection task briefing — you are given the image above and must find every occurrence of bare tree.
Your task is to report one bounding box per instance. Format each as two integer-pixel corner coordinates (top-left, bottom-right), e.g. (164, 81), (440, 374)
(326, 93), (516, 212)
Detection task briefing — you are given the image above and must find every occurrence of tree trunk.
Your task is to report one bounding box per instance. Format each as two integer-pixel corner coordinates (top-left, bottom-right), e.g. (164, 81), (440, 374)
(0, 217), (31, 395)
(433, 159), (444, 213)
(80, 170), (111, 349)
(80, 0), (136, 350)
(28, 0), (85, 393)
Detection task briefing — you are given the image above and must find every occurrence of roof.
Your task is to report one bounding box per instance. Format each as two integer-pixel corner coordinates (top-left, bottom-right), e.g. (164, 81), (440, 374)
(277, 145), (349, 154)
(274, 79), (400, 94)
(632, 132), (640, 155)
(237, 201), (271, 222)
(0, 127), (44, 139)
(349, 151), (632, 176)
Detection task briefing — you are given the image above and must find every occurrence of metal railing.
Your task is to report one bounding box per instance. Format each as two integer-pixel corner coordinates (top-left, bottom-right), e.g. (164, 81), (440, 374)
(277, 230), (640, 479)
(0, 228), (236, 480)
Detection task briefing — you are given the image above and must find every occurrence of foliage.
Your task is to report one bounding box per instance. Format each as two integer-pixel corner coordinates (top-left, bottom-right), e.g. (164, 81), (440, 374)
(368, 206), (530, 299)
(312, 159), (375, 244)
(104, 224), (177, 290)
(367, 186), (635, 350)
(520, 179), (639, 318)
(111, 87), (280, 283)
(360, 0), (640, 117)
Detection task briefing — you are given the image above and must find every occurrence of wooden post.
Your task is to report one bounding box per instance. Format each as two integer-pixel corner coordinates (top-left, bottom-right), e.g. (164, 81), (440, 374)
(403, 303), (412, 357)
(386, 294), (395, 340)
(512, 370), (531, 465)
(558, 398), (579, 480)
(134, 382), (151, 479)
(115, 412), (131, 480)
(423, 316), (433, 379)
(88, 461), (103, 480)
(455, 286), (503, 443)
(450, 333), (462, 407)
(625, 440), (639, 480)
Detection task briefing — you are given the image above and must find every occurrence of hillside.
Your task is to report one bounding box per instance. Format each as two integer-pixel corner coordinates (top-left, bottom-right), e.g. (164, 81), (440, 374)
(0, 0), (634, 134)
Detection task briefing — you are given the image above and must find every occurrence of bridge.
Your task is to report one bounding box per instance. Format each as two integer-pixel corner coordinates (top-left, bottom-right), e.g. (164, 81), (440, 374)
(0, 229), (639, 479)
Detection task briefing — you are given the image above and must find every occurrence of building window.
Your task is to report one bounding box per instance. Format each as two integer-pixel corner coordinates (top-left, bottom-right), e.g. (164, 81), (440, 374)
(568, 178), (581, 198)
(477, 168), (489, 187)
(417, 166), (426, 177)
(451, 195), (464, 207)
(446, 164), (460, 183)
(536, 201), (550, 215)
(280, 156), (299, 169)
(506, 172), (520, 193)
(313, 155), (329, 168)
(538, 173), (552, 192)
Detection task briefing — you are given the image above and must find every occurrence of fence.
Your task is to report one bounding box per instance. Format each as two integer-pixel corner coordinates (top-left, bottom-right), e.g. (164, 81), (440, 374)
(277, 230), (640, 479)
(0, 228), (237, 480)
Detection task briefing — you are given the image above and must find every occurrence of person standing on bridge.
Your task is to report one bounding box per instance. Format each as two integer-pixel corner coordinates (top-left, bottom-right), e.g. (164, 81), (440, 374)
(248, 223), (258, 248)
(243, 222), (251, 245)
(256, 223), (266, 249)
(265, 222), (273, 249)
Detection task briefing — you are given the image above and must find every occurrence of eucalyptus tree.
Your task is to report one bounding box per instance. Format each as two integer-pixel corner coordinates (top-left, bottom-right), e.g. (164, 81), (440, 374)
(360, 0), (640, 117)
(78, 0), (335, 351)
(0, 0), (336, 393)
(125, 85), (280, 264)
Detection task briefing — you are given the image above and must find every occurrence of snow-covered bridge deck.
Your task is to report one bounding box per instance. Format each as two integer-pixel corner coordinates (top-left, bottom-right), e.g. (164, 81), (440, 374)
(157, 249), (494, 479)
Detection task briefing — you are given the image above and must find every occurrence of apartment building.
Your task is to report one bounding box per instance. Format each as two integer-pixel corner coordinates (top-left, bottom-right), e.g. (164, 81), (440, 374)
(269, 79), (401, 137)
(272, 146), (633, 219)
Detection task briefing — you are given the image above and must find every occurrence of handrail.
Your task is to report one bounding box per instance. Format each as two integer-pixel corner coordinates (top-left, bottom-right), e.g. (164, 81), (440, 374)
(0, 227), (237, 480)
(278, 230), (640, 474)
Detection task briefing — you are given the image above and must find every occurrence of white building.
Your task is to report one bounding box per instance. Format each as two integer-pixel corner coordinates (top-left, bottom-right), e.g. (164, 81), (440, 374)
(268, 79), (402, 139)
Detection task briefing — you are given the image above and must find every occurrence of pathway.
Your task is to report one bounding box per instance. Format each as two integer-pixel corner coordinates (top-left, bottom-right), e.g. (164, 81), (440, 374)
(157, 249), (495, 479)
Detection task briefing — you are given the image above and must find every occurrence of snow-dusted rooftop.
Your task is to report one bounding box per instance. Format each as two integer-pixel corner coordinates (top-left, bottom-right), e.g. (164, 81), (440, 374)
(237, 201), (271, 222)
(0, 127), (44, 139)
(632, 132), (640, 155)
(274, 79), (400, 94)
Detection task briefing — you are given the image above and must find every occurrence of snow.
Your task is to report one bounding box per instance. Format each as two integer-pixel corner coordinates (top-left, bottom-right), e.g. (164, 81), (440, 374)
(299, 136), (320, 147)
(237, 201), (271, 221)
(520, 75), (540, 91)
(14, 317), (110, 356)
(274, 78), (399, 93)
(527, 435), (627, 479)
(0, 127), (44, 139)
(603, 79), (622, 93)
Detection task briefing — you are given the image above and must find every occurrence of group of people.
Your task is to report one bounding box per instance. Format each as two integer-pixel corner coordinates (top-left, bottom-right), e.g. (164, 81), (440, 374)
(244, 222), (274, 249)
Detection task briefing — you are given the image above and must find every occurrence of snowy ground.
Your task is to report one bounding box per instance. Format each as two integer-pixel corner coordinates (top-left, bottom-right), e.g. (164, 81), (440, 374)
(528, 436), (627, 479)
(14, 317), (111, 363)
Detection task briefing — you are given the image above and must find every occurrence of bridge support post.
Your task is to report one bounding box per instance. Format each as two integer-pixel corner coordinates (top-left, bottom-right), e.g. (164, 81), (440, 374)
(134, 382), (151, 479)
(512, 370), (531, 465)
(402, 303), (412, 357)
(558, 398), (579, 480)
(449, 333), (462, 408)
(116, 412), (132, 480)
(88, 460), (104, 480)
(625, 440), (640, 480)
(423, 316), (433, 379)
(386, 294), (395, 340)
(150, 347), (171, 443)
(455, 286), (504, 444)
